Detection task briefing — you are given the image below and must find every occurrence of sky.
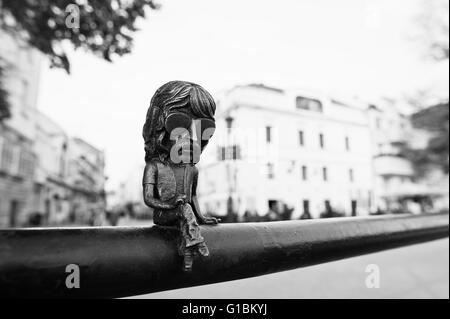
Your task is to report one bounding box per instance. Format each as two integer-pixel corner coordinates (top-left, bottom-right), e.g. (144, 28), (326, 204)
(36, 0), (449, 190)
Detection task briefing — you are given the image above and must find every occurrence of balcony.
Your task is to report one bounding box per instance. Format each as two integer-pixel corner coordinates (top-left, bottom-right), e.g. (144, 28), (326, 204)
(373, 155), (414, 177)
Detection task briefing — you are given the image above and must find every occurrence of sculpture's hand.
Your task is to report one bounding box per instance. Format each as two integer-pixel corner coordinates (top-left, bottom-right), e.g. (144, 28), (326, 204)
(173, 194), (188, 206)
(199, 216), (220, 225)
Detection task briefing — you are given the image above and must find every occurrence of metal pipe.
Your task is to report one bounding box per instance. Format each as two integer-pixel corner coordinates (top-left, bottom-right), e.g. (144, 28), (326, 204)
(0, 213), (448, 298)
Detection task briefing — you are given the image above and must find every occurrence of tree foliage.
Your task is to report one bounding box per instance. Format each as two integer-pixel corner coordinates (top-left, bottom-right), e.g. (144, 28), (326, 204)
(0, 0), (159, 120)
(404, 103), (450, 177)
(402, 1), (449, 177)
(0, 0), (160, 73)
(416, 0), (449, 61)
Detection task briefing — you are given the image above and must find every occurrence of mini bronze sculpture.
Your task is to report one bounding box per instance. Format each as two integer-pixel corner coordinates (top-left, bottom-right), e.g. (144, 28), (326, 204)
(142, 81), (219, 272)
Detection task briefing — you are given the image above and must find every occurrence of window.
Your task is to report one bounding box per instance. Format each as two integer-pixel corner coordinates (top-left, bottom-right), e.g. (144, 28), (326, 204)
(345, 136), (350, 151)
(0, 139), (14, 173)
(301, 165), (308, 181)
(266, 126), (272, 143)
(218, 147), (226, 161)
(232, 145), (241, 160)
(322, 167), (328, 182)
(217, 145), (241, 161)
(319, 133), (325, 149)
(19, 150), (35, 178)
(299, 130), (304, 146)
(349, 168), (354, 182)
(267, 163), (275, 179)
(10, 146), (21, 175)
(296, 96), (323, 112)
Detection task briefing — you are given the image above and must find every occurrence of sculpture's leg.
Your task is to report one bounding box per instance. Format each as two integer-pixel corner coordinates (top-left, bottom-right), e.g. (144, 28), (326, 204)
(179, 203), (209, 271)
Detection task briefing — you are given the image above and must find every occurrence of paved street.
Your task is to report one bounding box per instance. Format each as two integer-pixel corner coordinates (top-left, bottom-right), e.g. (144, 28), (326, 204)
(132, 238), (449, 299)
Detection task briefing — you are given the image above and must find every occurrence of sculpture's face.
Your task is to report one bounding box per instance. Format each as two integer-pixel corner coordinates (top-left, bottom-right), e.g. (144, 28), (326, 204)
(164, 110), (215, 165)
(143, 81), (217, 164)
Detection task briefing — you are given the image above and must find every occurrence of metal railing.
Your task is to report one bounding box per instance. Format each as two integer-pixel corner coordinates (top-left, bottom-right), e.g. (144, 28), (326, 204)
(0, 212), (448, 298)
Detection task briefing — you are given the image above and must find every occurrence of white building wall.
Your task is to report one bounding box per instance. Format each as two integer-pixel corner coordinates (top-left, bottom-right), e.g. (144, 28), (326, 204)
(198, 85), (374, 219)
(0, 31), (41, 140)
(0, 31), (42, 226)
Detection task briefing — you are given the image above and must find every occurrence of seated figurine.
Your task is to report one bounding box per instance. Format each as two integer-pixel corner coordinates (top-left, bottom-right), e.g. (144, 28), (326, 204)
(142, 81), (219, 272)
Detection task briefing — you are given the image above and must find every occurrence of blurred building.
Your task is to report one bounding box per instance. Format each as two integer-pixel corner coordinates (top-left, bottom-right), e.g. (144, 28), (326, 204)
(198, 84), (375, 219)
(33, 115), (107, 225)
(0, 31), (41, 227)
(367, 99), (418, 212)
(113, 163), (153, 219)
(33, 111), (70, 225)
(0, 31), (107, 227)
(116, 163), (145, 206)
(196, 84), (435, 220)
(62, 137), (106, 225)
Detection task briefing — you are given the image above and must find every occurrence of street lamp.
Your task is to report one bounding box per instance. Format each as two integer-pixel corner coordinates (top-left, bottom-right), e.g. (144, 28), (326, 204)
(225, 115), (234, 131)
(225, 115), (235, 221)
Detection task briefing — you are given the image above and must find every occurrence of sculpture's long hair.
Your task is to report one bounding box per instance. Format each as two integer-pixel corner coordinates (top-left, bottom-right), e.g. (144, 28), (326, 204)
(143, 81), (216, 163)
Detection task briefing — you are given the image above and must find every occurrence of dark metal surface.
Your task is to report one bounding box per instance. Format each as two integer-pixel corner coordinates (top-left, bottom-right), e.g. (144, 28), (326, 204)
(0, 213), (448, 298)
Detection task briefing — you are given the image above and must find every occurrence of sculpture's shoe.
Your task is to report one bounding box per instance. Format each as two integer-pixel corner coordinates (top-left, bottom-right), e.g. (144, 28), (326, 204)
(197, 242), (210, 257)
(183, 252), (194, 272)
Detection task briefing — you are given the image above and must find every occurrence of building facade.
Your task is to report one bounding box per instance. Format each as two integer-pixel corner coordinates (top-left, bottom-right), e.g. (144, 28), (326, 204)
(195, 84), (429, 220)
(367, 99), (418, 212)
(64, 137), (106, 225)
(198, 84), (375, 219)
(0, 31), (41, 227)
(1, 31), (107, 227)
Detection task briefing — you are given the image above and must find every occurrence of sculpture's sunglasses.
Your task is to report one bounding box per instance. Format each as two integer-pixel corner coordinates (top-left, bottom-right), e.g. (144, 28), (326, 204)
(165, 112), (216, 142)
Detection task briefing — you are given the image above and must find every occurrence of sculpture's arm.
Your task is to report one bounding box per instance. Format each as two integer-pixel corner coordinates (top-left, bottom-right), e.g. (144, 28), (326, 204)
(142, 162), (182, 210)
(192, 168), (219, 225)
(143, 183), (178, 210)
